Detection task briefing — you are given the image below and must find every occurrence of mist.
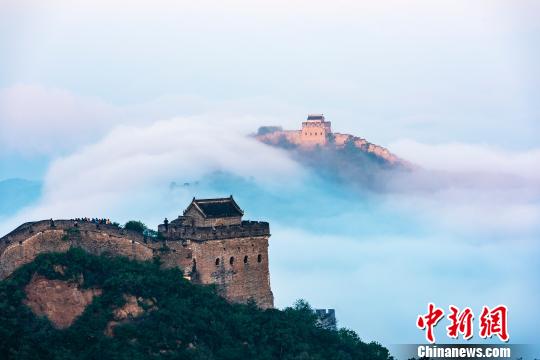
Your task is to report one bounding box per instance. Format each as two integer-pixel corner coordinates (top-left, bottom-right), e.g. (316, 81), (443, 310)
(1, 115), (538, 349)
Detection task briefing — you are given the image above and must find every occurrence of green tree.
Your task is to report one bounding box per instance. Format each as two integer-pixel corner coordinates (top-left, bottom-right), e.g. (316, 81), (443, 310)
(124, 220), (146, 234)
(0, 249), (394, 360)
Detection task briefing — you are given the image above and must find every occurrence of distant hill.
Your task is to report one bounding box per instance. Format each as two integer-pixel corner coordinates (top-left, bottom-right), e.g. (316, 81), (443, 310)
(0, 178), (42, 217)
(256, 128), (408, 168)
(255, 116), (413, 190)
(0, 248), (392, 360)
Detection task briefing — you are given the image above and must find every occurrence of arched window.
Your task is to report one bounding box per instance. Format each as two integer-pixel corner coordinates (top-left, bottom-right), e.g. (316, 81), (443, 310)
(215, 258), (220, 266)
(257, 254), (262, 263)
(230, 256), (235, 265)
(244, 255), (248, 264)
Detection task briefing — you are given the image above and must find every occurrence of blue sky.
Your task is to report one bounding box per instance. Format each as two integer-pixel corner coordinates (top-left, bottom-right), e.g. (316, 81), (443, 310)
(1, 0), (539, 354)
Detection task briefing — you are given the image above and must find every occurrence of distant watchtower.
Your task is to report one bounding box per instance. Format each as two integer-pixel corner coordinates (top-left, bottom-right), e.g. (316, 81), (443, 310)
(300, 114), (332, 147)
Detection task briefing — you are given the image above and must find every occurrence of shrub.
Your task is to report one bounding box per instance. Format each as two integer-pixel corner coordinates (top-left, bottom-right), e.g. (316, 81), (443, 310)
(124, 220), (146, 234)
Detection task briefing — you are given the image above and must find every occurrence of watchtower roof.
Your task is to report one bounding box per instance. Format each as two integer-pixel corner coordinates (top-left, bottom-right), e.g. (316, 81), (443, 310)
(307, 114), (325, 121)
(185, 196), (244, 218)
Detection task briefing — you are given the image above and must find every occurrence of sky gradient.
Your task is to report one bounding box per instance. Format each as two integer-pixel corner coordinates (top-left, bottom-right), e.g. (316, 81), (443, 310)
(1, 0), (539, 355)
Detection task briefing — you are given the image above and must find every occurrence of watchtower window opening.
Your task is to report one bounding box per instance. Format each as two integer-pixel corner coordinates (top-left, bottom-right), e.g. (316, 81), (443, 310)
(244, 255), (248, 264)
(229, 256), (235, 265)
(257, 254), (262, 263)
(215, 258), (220, 266)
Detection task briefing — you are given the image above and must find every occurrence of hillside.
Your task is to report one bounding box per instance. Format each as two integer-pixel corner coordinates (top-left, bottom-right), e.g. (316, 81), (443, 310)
(0, 248), (392, 360)
(256, 126), (413, 191)
(256, 126), (407, 169)
(254, 116), (414, 191)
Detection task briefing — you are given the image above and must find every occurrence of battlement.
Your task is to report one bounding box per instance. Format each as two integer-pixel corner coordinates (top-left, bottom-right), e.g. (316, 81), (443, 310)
(302, 114), (331, 132)
(158, 220), (270, 242)
(0, 219), (143, 253)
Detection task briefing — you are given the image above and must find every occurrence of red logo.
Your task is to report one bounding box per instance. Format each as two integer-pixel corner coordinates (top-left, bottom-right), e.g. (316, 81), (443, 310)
(446, 305), (474, 340)
(479, 305), (509, 342)
(417, 303), (445, 343)
(417, 304), (509, 343)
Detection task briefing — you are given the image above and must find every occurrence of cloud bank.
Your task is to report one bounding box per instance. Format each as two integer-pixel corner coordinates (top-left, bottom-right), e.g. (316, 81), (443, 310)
(1, 114), (538, 348)
(0, 84), (123, 155)
(0, 116), (303, 233)
(391, 139), (540, 181)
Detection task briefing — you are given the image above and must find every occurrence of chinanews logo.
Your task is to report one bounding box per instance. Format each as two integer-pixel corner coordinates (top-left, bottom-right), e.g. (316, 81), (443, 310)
(416, 303), (509, 343)
(411, 303), (513, 359)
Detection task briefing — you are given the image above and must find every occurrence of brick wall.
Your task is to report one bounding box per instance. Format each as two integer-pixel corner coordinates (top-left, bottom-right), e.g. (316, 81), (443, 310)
(190, 235), (273, 309)
(0, 219), (274, 309)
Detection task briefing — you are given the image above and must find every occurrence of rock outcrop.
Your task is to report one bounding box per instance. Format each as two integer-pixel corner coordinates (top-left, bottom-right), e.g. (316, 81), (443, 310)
(23, 274), (102, 329)
(106, 294), (157, 336)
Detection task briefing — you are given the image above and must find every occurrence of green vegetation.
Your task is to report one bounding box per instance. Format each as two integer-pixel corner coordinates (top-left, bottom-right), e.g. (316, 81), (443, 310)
(0, 249), (393, 360)
(124, 220), (147, 234)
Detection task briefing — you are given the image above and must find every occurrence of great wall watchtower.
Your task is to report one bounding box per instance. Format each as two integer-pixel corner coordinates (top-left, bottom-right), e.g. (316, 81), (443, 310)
(300, 114), (332, 147)
(158, 197), (274, 308)
(0, 196), (274, 309)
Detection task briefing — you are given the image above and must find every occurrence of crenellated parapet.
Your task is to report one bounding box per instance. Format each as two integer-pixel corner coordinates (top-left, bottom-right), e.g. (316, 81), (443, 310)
(0, 220), (144, 250)
(159, 220), (270, 242)
(0, 220), (152, 280)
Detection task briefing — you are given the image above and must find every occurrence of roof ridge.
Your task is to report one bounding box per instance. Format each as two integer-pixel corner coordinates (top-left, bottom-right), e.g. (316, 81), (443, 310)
(186, 196), (244, 218)
(195, 198), (231, 202)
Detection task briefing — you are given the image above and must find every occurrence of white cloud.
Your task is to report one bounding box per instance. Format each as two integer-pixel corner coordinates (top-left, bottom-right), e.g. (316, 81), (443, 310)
(0, 84), (123, 155)
(390, 139), (540, 181)
(0, 83), (303, 157)
(0, 115), (303, 234)
(3, 0), (539, 148)
(384, 140), (540, 236)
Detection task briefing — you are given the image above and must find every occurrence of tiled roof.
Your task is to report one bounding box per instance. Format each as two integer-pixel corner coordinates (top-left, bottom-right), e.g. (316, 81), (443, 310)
(307, 114), (325, 121)
(187, 196), (244, 218)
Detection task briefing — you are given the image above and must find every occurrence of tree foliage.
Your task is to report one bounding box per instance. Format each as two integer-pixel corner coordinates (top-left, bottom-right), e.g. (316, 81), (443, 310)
(124, 220), (147, 234)
(0, 249), (393, 360)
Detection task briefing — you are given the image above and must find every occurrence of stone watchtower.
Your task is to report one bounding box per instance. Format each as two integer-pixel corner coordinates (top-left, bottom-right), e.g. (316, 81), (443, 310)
(300, 114), (332, 147)
(158, 196), (274, 309)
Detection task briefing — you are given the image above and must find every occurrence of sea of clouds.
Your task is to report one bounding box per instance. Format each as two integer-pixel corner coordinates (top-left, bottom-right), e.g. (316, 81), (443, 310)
(0, 85), (539, 350)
